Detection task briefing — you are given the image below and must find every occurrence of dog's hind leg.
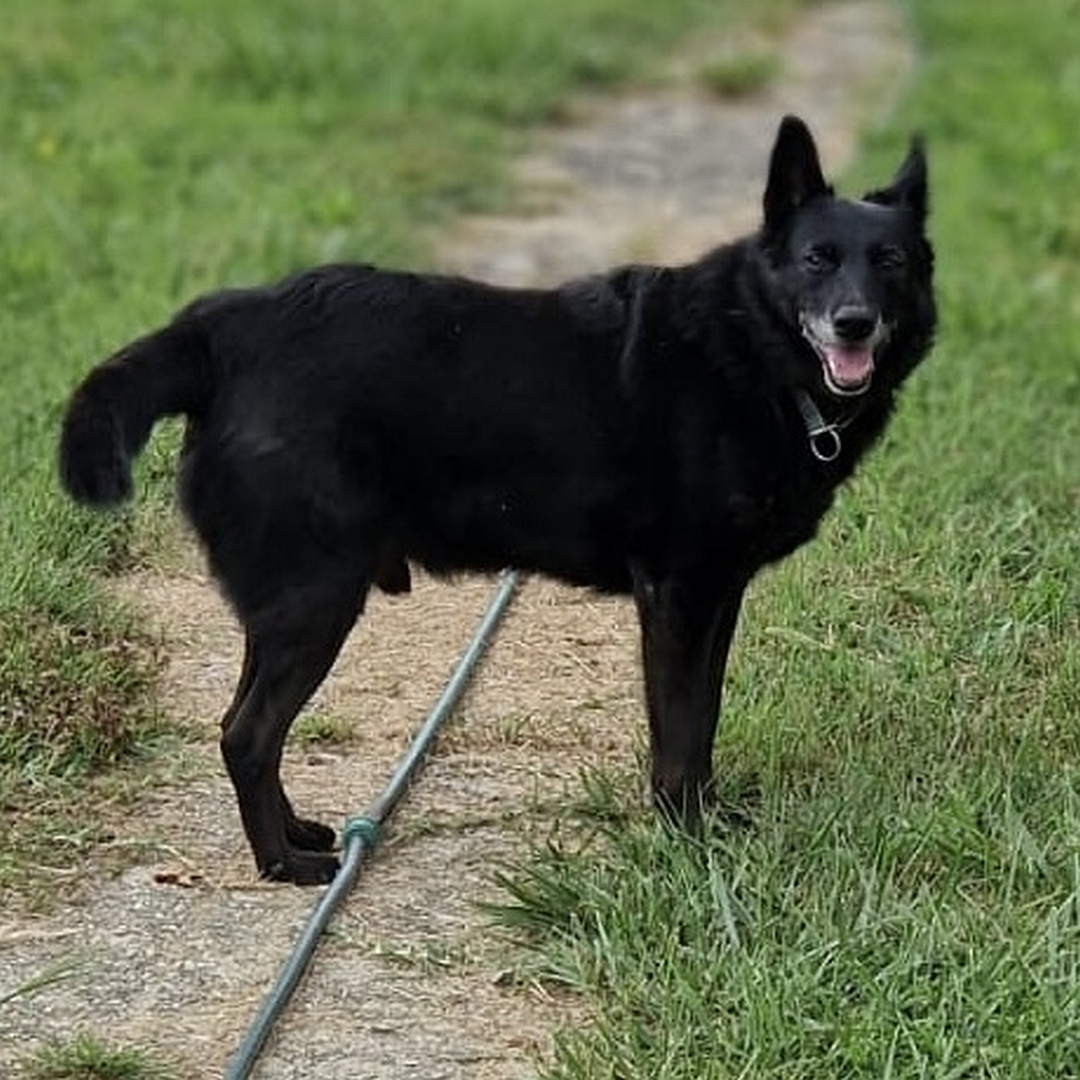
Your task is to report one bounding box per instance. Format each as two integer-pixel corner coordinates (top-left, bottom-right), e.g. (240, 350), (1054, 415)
(631, 566), (747, 824)
(220, 575), (365, 884)
(220, 637), (337, 854)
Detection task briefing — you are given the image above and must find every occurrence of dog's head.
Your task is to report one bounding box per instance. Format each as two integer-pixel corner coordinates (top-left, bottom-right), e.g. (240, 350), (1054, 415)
(759, 115), (934, 399)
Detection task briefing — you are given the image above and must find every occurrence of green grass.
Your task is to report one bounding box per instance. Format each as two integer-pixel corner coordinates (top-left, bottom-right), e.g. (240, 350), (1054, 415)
(0, 956), (85, 1009)
(290, 710), (353, 748)
(491, 0), (1080, 1076)
(0, 0), (801, 897)
(698, 51), (782, 99)
(20, 1033), (178, 1080)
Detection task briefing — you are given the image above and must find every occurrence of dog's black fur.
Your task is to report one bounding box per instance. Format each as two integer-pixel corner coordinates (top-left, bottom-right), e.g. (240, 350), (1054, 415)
(59, 116), (935, 884)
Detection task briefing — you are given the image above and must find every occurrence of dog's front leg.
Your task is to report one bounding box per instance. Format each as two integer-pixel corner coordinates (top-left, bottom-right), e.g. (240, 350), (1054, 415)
(631, 566), (747, 824)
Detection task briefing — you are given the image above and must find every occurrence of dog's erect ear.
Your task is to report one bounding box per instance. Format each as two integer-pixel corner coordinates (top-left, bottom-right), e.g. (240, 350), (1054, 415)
(763, 115), (831, 233)
(864, 136), (928, 224)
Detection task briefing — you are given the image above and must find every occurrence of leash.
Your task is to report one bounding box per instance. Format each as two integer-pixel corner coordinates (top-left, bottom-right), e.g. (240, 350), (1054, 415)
(223, 571), (520, 1080)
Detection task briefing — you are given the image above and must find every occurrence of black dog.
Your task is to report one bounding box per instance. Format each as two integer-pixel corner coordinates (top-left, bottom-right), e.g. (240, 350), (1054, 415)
(59, 116), (935, 884)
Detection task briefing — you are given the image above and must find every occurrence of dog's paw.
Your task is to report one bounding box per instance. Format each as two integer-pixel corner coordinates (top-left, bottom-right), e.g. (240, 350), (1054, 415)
(652, 774), (714, 828)
(261, 849), (341, 886)
(652, 776), (759, 834)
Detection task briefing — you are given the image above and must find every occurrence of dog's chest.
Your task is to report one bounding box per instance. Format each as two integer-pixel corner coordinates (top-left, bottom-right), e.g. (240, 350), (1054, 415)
(706, 431), (836, 566)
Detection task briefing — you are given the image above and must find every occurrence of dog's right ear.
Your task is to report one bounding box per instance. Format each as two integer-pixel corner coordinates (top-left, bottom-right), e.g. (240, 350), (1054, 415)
(864, 136), (928, 226)
(763, 115), (832, 234)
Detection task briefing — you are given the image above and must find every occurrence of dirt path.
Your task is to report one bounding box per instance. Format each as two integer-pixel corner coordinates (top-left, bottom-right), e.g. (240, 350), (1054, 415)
(0, 5), (910, 1077)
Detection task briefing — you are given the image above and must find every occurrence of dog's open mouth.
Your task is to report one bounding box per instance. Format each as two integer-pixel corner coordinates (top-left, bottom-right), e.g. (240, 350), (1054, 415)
(800, 316), (882, 397)
(818, 342), (875, 395)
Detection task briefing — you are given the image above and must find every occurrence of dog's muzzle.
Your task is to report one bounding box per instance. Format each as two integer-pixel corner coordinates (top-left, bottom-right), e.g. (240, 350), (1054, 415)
(800, 307), (888, 397)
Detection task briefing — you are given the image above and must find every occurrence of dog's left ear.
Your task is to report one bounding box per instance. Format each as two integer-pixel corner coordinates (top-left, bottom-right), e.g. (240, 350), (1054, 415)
(763, 115), (832, 234)
(864, 137), (928, 225)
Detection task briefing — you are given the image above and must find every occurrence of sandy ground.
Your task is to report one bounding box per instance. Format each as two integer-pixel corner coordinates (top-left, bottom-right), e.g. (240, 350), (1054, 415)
(0, 5), (911, 1077)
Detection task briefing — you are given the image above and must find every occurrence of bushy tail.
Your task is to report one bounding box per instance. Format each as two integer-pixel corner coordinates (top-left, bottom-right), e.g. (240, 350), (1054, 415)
(59, 320), (212, 507)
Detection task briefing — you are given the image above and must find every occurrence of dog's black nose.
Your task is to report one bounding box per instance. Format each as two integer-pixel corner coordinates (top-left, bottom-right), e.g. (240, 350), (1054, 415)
(832, 307), (877, 342)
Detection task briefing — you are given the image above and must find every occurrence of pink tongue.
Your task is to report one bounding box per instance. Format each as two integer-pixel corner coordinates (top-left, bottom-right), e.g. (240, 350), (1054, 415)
(824, 345), (874, 389)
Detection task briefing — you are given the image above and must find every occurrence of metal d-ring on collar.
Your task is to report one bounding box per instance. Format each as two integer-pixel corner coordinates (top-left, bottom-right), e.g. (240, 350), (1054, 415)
(795, 389), (851, 464)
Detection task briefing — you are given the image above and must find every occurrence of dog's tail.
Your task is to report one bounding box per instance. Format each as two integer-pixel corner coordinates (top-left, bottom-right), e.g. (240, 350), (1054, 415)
(58, 319), (212, 507)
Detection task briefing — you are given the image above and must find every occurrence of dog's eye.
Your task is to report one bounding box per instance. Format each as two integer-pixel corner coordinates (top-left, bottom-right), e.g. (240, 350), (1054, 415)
(802, 246), (838, 273)
(873, 245), (907, 270)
